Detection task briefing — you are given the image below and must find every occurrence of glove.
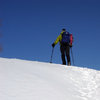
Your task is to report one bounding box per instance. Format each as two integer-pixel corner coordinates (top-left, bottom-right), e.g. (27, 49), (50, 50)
(52, 43), (55, 48)
(69, 43), (72, 47)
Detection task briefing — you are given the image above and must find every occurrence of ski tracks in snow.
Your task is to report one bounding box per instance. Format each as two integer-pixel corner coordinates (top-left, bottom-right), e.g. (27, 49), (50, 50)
(69, 67), (100, 100)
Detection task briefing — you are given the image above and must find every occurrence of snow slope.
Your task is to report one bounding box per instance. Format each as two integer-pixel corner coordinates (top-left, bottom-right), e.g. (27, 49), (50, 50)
(0, 57), (100, 100)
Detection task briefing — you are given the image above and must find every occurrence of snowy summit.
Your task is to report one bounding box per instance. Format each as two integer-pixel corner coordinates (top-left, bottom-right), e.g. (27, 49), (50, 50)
(0, 57), (100, 100)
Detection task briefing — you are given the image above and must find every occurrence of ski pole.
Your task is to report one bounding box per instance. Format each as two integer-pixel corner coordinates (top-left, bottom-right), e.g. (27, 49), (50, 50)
(50, 47), (54, 63)
(71, 47), (75, 66)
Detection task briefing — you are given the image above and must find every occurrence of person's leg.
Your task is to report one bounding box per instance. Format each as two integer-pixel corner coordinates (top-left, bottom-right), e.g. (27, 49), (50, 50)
(60, 45), (66, 65)
(66, 45), (71, 65)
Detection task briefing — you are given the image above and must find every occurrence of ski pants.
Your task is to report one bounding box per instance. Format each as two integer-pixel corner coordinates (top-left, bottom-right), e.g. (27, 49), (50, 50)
(60, 44), (71, 65)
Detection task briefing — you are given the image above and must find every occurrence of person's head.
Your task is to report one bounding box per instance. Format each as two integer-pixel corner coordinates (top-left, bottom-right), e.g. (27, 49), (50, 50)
(62, 29), (66, 31)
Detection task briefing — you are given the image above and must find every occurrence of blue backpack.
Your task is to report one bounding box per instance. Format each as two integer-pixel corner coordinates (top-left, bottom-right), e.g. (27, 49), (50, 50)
(61, 31), (70, 44)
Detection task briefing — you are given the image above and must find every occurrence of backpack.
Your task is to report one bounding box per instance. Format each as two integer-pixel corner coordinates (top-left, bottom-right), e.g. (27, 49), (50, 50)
(70, 34), (73, 46)
(61, 31), (70, 44)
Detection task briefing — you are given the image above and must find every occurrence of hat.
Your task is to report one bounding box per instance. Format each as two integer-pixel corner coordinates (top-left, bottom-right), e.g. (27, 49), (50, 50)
(62, 29), (66, 31)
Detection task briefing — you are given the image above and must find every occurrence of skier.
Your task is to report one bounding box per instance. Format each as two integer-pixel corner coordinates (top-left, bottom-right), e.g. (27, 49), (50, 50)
(52, 29), (73, 66)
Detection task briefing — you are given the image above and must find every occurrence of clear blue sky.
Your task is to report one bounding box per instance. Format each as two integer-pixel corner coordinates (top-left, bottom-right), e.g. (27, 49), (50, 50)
(0, 0), (100, 70)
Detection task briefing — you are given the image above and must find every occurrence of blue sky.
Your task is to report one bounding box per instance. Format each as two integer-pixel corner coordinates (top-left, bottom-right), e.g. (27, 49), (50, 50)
(0, 0), (100, 70)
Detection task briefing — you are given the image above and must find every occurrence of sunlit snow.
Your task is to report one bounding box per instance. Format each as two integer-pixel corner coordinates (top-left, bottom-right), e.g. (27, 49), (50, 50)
(0, 58), (100, 100)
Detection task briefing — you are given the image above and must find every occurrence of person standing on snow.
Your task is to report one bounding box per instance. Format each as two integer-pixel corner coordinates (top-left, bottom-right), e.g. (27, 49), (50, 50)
(52, 29), (73, 66)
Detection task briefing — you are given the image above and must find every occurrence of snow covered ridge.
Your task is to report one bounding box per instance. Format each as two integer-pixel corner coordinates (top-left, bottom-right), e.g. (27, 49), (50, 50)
(0, 57), (100, 100)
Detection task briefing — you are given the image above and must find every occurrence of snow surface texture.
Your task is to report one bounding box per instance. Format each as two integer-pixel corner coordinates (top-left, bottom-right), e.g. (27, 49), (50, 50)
(0, 58), (100, 100)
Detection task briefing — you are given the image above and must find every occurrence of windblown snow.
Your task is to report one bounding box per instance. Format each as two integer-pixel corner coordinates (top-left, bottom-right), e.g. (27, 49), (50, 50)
(0, 57), (100, 100)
